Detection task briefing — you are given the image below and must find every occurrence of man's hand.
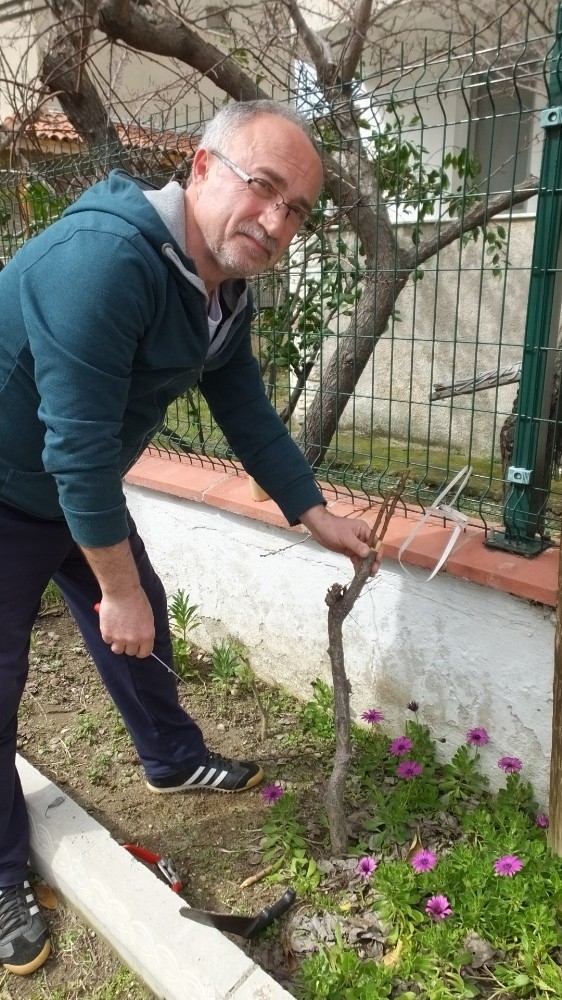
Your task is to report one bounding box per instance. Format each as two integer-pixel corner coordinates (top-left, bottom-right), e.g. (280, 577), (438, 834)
(300, 504), (379, 574)
(82, 539), (155, 657)
(96, 589), (155, 658)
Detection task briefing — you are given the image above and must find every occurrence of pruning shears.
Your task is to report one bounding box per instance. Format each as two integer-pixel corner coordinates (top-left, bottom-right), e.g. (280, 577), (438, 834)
(123, 842), (296, 938)
(123, 843), (183, 893)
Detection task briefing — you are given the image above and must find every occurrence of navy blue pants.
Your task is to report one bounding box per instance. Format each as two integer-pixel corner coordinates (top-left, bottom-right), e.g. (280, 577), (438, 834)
(0, 501), (206, 886)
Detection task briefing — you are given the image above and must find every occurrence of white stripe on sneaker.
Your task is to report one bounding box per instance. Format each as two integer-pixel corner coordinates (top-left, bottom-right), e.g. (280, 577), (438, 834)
(209, 770), (229, 787)
(184, 766), (205, 785)
(196, 768), (216, 786)
(184, 766), (230, 788)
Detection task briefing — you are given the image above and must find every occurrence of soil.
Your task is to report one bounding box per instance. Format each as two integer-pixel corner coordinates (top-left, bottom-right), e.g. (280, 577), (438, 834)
(6, 601), (326, 998)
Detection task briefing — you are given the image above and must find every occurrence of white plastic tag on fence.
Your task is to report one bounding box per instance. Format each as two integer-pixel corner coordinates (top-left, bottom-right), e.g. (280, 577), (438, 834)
(398, 465), (473, 582)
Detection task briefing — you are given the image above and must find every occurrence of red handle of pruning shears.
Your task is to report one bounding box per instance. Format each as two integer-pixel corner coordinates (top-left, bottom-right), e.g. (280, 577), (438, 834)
(123, 843), (183, 893)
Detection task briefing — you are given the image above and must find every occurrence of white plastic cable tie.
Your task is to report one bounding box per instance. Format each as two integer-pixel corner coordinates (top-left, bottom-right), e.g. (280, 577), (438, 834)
(398, 465), (472, 582)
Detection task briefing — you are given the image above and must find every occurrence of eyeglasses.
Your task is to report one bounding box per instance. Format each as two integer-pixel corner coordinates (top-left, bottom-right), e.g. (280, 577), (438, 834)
(210, 149), (310, 228)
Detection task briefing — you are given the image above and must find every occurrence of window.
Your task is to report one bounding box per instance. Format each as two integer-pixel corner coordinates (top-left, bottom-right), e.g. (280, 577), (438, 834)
(471, 87), (535, 213)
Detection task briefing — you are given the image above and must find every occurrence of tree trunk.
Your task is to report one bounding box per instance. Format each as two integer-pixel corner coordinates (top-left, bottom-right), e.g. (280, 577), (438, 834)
(300, 272), (410, 466)
(324, 583), (354, 856)
(324, 563), (378, 855)
(40, 0), (124, 150)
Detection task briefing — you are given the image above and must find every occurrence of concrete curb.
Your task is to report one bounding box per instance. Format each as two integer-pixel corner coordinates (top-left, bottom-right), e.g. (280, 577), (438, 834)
(18, 755), (293, 999)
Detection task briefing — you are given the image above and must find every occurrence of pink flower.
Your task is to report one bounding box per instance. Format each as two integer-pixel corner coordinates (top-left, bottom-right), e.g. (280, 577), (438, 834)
(535, 814), (549, 829)
(494, 855), (523, 877)
(261, 783), (284, 804)
(390, 736), (414, 756)
(361, 708), (384, 725)
(397, 760), (423, 780)
(425, 895), (452, 920)
(498, 756), (522, 774)
(355, 856), (377, 878)
(411, 849), (437, 873)
(466, 727), (490, 746)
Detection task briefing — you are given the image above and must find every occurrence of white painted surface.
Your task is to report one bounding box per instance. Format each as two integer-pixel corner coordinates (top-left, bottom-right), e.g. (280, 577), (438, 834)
(125, 485), (555, 807)
(18, 756), (292, 1000)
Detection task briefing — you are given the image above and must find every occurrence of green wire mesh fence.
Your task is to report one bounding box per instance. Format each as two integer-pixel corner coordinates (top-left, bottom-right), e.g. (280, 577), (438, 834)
(1, 14), (560, 543)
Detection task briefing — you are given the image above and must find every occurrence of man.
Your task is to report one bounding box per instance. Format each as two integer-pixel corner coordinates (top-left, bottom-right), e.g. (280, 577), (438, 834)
(0, 99), (376, 974)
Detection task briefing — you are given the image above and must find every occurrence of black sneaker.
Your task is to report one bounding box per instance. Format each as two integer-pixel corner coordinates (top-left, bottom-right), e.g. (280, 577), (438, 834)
(0, 881), (51, 975)
(146, 751), (264, 793)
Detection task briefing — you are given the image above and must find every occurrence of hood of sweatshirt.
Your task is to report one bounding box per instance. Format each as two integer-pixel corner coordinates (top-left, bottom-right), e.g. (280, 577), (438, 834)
(0, 170), (254, 544)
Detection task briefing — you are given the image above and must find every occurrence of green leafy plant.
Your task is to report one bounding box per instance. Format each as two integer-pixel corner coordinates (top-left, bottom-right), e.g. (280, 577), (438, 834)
(262, 705), (562, 1000)
(298, 677), (336, 742)
(87, 750), (114, 785)
(438, 743), (490, 810)
(260, 790), (323, 894)
(39, 579), (65, 615)
(68, 711), (101, 746)
(209, 638), (247, 692)
(295, 926), (394, 999)
(167, 588), (200, 680)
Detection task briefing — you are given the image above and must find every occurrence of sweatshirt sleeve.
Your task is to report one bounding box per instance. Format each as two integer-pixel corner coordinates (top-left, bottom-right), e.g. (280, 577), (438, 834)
(199, 333), (325, 525)
(20, 229), (159, 547)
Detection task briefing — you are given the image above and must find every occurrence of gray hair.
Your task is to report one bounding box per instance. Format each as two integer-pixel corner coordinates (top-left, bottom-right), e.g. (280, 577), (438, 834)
(199, 99), (315, 154)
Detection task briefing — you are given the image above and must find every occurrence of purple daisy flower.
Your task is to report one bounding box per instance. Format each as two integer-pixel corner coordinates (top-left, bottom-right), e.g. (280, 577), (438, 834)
(425, 895), (452, 920)
(407, 701), (419, 712)
(355, 856), (377, 878)
(411, 849), (437, 873)
(361, 708), (384, 725)
(466, 727), (490, 746)
(397, 760), (423, 780)
(498, 756), (523, 774)
(390, 736), (414, 756)
(261, 783), (284, 804)
(535, 814), (549, 828)
(494, 855), (523, 877)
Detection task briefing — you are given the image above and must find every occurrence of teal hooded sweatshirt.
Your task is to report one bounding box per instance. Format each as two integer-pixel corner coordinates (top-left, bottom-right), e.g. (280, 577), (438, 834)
(0, 170), (323, 547)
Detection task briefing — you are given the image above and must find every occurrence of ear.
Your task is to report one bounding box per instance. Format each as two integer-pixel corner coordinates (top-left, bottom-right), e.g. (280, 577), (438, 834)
(191, 147), (211, 187)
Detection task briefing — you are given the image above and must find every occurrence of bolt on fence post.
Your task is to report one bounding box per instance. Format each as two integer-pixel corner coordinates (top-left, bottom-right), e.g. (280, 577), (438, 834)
(488, 3), (562, 556)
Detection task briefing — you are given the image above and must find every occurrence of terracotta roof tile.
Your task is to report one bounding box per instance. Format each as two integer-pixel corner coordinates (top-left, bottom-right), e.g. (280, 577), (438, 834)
(1, 109), (197, 154)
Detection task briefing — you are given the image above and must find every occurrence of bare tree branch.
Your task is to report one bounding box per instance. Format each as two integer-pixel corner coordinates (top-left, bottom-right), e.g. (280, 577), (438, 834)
(339, 0), (373, 83)
(98, 0), (269, 101)
(285, 0), (338, 83)
(408, 178), (539, 270)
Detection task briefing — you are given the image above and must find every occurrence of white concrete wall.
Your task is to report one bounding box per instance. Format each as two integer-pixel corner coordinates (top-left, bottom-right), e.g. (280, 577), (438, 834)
(125, 483), (554, 807)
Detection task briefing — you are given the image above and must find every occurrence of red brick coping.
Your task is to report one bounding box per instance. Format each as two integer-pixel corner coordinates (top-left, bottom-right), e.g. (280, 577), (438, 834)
(125, 451), (558, 609)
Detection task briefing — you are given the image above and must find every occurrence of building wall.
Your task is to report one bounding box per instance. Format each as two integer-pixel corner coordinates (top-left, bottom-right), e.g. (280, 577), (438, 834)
(289, 216), (536, 457)
(0, 17), (40, 121)
(342, 216), (536, 454)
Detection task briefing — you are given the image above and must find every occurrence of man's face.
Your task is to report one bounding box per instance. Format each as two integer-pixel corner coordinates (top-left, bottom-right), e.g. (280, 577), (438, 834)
(191, 114), (323, 280)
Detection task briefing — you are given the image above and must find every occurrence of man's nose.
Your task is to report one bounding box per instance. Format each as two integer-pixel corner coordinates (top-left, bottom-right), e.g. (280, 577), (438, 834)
(256, 201), (288, 240)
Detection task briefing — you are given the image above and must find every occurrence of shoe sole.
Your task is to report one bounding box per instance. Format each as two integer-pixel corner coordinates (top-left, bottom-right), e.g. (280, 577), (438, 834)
(3, 937), (51, 975)
(146, 766), (264, 794)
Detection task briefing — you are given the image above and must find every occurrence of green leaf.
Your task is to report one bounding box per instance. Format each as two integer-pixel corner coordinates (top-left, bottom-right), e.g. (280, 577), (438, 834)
(513, 974), (531, 987)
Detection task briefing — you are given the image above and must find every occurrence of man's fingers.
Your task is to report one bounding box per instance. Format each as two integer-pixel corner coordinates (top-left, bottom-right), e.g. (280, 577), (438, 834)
(109, 640), (153, 658)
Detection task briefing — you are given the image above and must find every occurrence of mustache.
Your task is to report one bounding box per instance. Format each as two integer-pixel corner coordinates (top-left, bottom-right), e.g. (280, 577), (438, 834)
(236, 222), (279, 257)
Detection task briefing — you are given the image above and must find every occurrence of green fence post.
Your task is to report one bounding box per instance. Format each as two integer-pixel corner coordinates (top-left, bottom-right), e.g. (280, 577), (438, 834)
(488, 3), (562, 555)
